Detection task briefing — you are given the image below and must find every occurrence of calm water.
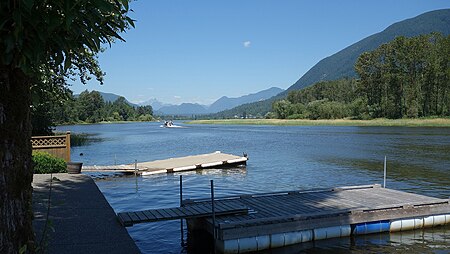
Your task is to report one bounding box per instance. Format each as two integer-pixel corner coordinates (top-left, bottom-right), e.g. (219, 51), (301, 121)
(57, 122), (450, 253)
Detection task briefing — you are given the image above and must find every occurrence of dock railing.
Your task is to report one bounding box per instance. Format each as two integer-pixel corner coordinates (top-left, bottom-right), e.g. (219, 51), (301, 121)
(31, 131), (71, 162)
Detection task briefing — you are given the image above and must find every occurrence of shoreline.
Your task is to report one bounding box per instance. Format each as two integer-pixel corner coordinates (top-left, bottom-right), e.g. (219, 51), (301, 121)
(184, 118), (450, 127)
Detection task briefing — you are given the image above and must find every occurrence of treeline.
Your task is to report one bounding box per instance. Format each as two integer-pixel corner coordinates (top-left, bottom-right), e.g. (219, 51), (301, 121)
(272, 79), (360, 119)
(56, 90), (153, 123)
(32, 90), (153, 135)
(273, 33), (450, 120)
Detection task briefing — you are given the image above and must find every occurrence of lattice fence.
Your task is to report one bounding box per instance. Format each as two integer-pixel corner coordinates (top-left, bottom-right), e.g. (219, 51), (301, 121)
(31, 132), (71, 162)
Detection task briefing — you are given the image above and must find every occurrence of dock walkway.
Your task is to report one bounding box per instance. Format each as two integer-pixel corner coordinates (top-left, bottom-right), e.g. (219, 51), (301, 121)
(118, 202), (248, 227)
(32, 174), (140, 254)
(119, 184), (450, 253)
(82, 151), (248, 175)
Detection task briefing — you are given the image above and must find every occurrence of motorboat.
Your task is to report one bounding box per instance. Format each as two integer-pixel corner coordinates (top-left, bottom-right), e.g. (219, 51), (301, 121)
(160, 120), (183, 128)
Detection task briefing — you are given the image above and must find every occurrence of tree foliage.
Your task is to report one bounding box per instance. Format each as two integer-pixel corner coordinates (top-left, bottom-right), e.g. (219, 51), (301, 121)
(0, 1), (134, 252)
(55, 90), (153, 124)
(273, 33), (450, 120)
(273, 78), (357, 120)
(355, 33), (450, 118)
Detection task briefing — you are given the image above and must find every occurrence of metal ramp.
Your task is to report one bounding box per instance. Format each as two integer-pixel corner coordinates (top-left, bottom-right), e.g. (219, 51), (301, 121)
(118, 202), (248, 227)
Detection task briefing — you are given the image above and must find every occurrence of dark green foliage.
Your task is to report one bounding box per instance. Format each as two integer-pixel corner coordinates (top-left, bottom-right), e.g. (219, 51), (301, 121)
(32, 152), (67, 174)
(47, 90), (154, 125)
(213, 9), (450, 118)
(355, 33), (450, 118)
(274, 79), (356, 119)
(288, 9), (450, 92)
(274, 33), (450, 120)
(0, 0), (134, 252)
(306, 100), (351, 120)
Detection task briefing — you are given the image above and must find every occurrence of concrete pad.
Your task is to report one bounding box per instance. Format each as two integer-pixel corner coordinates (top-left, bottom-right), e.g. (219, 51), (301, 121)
(32, 174), (140, 254)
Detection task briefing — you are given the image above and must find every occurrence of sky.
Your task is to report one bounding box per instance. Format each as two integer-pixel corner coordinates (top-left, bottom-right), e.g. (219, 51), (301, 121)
(69, 1), (450, 105)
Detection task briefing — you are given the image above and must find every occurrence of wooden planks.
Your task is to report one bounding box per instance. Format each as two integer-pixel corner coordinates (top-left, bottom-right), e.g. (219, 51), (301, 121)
(118, 202), (248, 226)
(206, 185), (450, 240)
(173, 185), (449, 239)
(118, 184), (450, 243)
(83, 152), (248, 175)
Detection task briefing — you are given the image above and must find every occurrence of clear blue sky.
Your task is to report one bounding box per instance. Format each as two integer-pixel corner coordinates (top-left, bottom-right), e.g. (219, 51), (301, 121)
(70, 0), (449, 105)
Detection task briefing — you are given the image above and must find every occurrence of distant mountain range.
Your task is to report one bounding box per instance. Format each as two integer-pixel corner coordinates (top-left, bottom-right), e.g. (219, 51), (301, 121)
(154, 87), (284, 115)
(213, 9), (450, 118)
(78, 87), (284, 116)
(137, 98), (170, 111)
(208, 87), (284, 113)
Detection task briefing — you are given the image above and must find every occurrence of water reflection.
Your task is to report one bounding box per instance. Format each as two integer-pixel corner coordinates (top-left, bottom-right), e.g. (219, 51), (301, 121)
(254, 225), (450, 254)
(58, 123), (450, 253)
(321, 157), (450, 198)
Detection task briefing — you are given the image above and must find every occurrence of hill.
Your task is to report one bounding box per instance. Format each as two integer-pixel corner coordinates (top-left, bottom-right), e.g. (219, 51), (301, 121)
(156, 87), (283, 116)
(288, 9), (450, 92)
(137, 98), (169, 111)
(208, 87), (284, 113)
(156, 103), (208, 115)
(214, 9), (450, 118)
(75, 91), (139, 107)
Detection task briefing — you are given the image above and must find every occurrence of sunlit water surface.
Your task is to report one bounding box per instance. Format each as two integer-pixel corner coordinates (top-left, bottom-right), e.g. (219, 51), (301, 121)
(57, 122), (450, 253)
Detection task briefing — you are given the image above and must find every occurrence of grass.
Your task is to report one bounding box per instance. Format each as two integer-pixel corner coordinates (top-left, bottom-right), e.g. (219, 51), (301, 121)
(185, 118), (450, 127)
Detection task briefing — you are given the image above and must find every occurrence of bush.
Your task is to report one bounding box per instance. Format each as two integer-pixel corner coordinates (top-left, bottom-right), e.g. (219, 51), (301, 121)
(306, 99), (351, 119)
(32, 151), (67, 174)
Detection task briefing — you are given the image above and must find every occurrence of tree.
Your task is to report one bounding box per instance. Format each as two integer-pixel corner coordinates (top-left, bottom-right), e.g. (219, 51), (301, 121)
(355, 33), (450, 119)
(0, 1), (134, 252)
(272, 100), (293, 119)
(77, 90), (105, 123)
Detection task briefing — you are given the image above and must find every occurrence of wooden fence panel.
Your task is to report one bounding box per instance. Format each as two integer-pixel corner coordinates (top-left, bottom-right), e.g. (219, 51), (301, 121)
(31, 131), (71, 162)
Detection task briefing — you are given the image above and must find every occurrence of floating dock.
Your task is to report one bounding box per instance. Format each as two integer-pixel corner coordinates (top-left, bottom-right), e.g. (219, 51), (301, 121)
(118, 184), (450, 253)
(82, 151), (248, 175)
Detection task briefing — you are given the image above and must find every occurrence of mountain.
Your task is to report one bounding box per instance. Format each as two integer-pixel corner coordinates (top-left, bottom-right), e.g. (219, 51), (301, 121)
(287, 9), (450, 92)
(208, 87), (284, 113)
(214, 9), (450, 118)
(156, 103), (208, 115)
(138, 98), (169, 111)
(155, 87), (284, 116)
(74, 91), (139, 107)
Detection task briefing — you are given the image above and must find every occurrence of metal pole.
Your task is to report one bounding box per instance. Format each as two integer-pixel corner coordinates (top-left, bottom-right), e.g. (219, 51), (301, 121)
(134, 159), (138, 192)
(180, 175), (184, 246)
(383, 156), (387, 188)
(211, 180), (216, 253)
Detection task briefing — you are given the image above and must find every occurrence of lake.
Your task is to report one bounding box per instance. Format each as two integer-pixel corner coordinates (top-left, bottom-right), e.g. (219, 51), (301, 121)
(57, 122), (450, 253)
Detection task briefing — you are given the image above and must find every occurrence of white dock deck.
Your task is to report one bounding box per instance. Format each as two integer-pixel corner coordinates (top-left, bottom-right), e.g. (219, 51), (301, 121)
(82, 152), (248, 175)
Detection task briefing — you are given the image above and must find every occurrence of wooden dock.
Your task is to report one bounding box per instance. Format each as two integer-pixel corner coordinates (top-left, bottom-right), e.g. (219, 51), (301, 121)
(82, 151), (248, 175)
(118, 184), (450, 253)
(118, 202), (248, 227)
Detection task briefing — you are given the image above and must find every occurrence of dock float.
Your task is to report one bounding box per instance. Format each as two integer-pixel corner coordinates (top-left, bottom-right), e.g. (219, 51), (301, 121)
(82, 151), (248, 175)
(119, 184), (450, 253)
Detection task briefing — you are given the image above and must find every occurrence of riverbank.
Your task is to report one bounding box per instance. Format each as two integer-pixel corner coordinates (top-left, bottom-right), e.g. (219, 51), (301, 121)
(57, 119), (159, 126)
(185, 118), (450, 127)
(32, 174), (140, 254)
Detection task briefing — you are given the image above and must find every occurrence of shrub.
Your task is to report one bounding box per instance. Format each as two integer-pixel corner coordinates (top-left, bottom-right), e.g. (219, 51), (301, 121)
(32, 151), (67, 174)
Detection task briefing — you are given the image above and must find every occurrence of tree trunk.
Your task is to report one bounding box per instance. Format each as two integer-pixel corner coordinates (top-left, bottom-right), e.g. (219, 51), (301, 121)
(0, 66), (35, 253)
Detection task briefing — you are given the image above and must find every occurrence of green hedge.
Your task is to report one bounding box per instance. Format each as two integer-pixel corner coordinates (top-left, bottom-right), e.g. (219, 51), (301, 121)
(32, 151), (67, 174)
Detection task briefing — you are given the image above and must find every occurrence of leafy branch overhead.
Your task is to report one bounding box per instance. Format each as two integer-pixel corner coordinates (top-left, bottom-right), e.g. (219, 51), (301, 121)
(0, 0), (135, 82)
